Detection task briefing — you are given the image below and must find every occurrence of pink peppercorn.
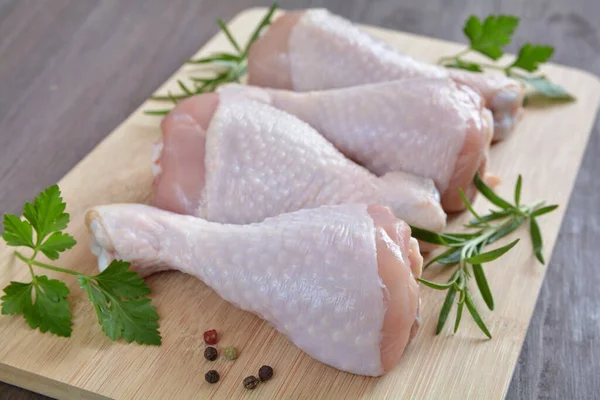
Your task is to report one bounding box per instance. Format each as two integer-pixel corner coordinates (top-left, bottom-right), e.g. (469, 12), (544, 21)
(204, 329), (218, 345)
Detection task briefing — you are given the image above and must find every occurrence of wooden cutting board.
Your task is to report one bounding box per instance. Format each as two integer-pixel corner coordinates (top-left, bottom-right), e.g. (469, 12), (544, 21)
(0, 7), (599, 400)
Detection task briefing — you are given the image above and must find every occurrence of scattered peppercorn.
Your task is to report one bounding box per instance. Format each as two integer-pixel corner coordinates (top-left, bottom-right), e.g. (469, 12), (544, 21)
(204, 346), (218, 361)
(243, 376), (260, 390)
(223, 346), (238, 361)
(258, 365), (274, 382)
(205, 370), (220, 384)
(204, 329), (218, 345)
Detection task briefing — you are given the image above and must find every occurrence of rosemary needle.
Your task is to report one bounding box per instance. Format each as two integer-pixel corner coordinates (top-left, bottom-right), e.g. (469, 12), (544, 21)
(411, 174), (558, 338)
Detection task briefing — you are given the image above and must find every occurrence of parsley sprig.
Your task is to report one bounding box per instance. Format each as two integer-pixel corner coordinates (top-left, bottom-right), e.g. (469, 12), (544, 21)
(411, 175), (558, 338)
(1, 185), (161, 345)
(439, 15), (575, 102)
(144, 2), (278, 116)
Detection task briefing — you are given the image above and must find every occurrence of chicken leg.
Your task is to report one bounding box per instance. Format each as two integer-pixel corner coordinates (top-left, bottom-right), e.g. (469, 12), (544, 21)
(247, 9), (524, 141)
(218, 79), (493, 212)
(153, 93), (447, 235)
(86, 203), (422, 376)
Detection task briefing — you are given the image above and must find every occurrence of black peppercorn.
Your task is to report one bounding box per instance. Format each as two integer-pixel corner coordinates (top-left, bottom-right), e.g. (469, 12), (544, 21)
(243, 375), (260, 390)
(204, 346), (218, 361)
(205, 370), (220, 384)
(258, 365), (274, 382)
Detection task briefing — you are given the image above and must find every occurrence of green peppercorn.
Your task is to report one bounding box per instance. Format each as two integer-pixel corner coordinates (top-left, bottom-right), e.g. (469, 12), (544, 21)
(258, 365), (274, 381)
(243, 375), (260, 390)
(223, 346), (237, 361)
(204, 346), (218, 361)
(205, 370), (220, 384)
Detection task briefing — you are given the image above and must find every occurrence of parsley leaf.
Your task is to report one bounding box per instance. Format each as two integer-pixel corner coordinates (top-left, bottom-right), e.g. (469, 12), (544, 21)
(91, 260), (151, 299)
(1, 281), (32, 315)
(23, 185), (69, 242)
(511, 44), (554, 72)
(2, 214), (34, 248)
(520, 75), (576, 102)
(78, 261), (161, 345)
(1, 276), (72, 337)
(464, 15), (519, 60)
(39, 232), (77, 260)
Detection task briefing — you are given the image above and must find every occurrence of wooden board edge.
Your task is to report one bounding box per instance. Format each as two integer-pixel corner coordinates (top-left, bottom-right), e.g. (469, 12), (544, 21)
(500, 97), (600, 400)
(0, 363), (110, 400)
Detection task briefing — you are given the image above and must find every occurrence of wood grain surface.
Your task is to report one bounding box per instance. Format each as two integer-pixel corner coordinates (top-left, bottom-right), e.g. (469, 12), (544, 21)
(0, 0), (599, 399)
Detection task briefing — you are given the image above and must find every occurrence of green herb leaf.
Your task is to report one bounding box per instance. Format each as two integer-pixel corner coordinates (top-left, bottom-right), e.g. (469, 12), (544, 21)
(443, 59), (483, 72)
(487, 219), (523, 244)
(176, 80), (194, 96)
(436, 249), (462, 265)
(1, 281), (32, 315)
(424, 247), (461, 269)
(149, 93), (191, 101)
(22, 185), (70, 242)
(93, 260), (151, 299)
(472, 264), (494, 310)
(217, 19), (242, 53)
(531, 204), (559, 218)
(511, 44), (554, 72)
(473, 173), (513, 210)
(466, 239), (519, 264)
(514, 175), (522, 205)
(409, 226), (449, 245)
(454, 291), (465, 333)
(242, 2), (278, 57)
(78, 261), (161, 345)
(418, 278), (456, 290)
(143, 109), (171, 116)
(465, 291), (492, 338)
(39, 232), (77, 261)
(2, 214), (34, 248)
(436, 285), (457, 334)
(466, 210), (513, 227)
(463, 15), (519, 60)
(459, 189), (484, 223)
(167, 91), (179, 105)
(1, 277), (72, 337)
(529, 217), (545, 264)
(520, 75), (575, 102)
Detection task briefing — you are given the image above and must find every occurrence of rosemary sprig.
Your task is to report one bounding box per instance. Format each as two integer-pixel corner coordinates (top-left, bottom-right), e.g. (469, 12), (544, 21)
(144, 3), (278, 115)
(411, 174), (558, 338)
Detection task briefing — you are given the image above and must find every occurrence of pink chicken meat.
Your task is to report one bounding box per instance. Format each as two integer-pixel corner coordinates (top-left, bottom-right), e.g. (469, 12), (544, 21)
(86, 203), (422, 376)
(219, 79), (493, 212)
(153, 93), (447, 236)
(247, 9), (524, 141)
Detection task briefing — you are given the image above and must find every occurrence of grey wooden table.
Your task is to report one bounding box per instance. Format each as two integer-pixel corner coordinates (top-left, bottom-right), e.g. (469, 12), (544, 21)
(1, 0), (599, 399)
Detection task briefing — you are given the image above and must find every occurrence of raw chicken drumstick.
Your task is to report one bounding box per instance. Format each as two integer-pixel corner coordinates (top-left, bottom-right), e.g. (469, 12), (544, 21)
(86, 203), (422, 376)
(219, 79), (493, 212)
(153, 93), (447, 236)
(247, 9), (524, 141)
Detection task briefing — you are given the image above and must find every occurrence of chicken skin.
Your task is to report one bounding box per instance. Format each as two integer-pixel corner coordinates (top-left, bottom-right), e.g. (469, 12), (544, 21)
(87, 203), (422, 376)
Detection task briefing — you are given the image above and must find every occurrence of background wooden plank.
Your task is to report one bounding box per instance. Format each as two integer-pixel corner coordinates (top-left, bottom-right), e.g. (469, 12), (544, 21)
(0, 0), (598, 398)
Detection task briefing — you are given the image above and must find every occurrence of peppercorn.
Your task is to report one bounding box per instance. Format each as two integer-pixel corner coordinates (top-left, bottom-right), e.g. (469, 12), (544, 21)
(243, 376), (260, 390)
(204, 329), (218, 345)
(204, 346), (218, 361)
(223, 346), (237, 361)
(258, 365), (274, 382)
(205, 370), (220, 384)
